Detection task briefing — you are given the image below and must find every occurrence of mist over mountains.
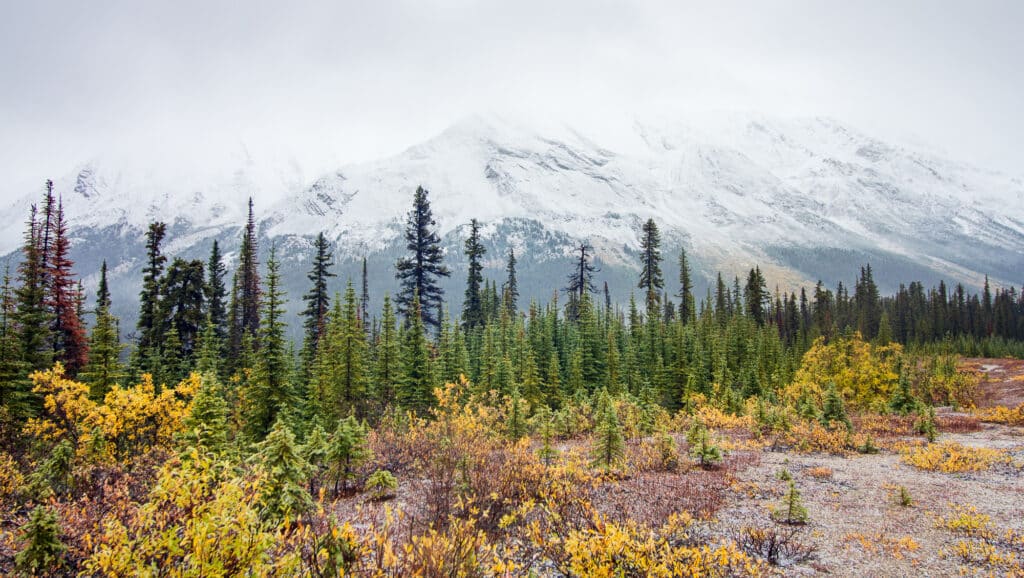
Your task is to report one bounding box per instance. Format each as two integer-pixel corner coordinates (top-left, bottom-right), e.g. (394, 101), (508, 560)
(3, 112), (1022, 334)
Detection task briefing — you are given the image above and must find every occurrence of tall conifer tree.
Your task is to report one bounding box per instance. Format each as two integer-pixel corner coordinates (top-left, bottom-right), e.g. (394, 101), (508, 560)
(462, 219), (486, 331)
(395, 186), (450, 330)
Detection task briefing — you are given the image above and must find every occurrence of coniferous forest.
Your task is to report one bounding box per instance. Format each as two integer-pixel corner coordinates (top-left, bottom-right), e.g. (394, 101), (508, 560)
(1, 182), (1023, 577)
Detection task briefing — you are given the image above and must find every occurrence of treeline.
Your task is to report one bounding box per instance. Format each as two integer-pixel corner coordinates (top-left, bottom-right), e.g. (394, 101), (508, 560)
(2, 182), (1023, 438)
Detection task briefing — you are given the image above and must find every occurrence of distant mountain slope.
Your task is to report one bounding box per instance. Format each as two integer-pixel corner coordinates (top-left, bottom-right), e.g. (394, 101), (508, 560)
(2, 113), (1021, 330)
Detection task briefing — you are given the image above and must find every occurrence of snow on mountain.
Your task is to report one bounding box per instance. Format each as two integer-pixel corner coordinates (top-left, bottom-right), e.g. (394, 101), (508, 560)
(3, 112), (1022, 312)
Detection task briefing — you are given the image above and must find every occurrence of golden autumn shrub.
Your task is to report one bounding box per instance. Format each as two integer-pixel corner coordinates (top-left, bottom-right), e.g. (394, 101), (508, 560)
(903, 442), (1011, 473)
(83, 449), (301, 577)
(24, 365), (199, 464)
(786, 334), (902, 412)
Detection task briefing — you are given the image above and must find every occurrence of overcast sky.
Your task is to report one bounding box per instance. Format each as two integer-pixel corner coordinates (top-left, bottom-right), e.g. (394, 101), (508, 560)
(2, 0), (1022, 201)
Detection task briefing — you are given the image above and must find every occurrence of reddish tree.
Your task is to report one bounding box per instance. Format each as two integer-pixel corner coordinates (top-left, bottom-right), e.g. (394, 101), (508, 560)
(47, 199), (88, 374)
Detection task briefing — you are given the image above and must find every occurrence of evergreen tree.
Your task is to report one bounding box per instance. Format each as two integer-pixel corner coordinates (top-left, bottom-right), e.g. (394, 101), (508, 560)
(15, 505), (65, 576)
(374, 294), (401, 409)
(507, 385), (528, 440)
(301, 232), (335, 376)
(677, 248), (695, 325)
(204, 240), (228, 342)
(462, 219), (486, 331)
(328, 415), (372, 495)
(398, 293), (433, 412)
(0, 267), (31, 418)
(360, 256), (370, 330)
(81, 261), (123, 399)
(590, 389), (625, 471)
(503, 248), (519, 317)
(687, 419), (722, 467)
(254, 418), (312, 522)
(821, 382), (851, 430)
(47, 200), (88, 375)
(744, 266), (768, 326)
(15, 204), (53, 383)
(246, 247), (293, 440)
(773, 481), (809, 524)
(181, 373), (229, 454)
(160, 258), (206, 365)
(317, 284), (367, 419)
(889, 369), (918, 415)
(564, 243), (599, 321)
(136, 221), (167, 367)
(638, 218), (664, 314)
(395, 186), (450, 331)
(238, 198), (261, 343)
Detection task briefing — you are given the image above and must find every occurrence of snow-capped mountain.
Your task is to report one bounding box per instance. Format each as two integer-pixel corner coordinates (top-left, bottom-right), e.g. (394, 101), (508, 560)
(2, 113), (1022, 329)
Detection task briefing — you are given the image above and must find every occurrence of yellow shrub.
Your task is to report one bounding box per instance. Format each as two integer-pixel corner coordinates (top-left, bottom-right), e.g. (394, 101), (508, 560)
(786, 334), (901, 411)
(903, 442), (1010, 473)
(975, 404), (1024, 426)
(935, 504), (992, 537)
(561, 514), (767, 577)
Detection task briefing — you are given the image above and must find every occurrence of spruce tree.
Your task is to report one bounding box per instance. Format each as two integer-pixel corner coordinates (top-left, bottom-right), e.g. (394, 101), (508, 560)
(590, 388), (625, 471)
(821, 382), (851, 431)
(773, 480), (809, 524)
(14, 505), (65, 576)
(204, 240), (228, 342)
(301, 232), (335, 376)
(81, 261), (123, 399)
(0, 267), (31, 418)
(246, 247), (293, 440)
(398, 293), (433, 412)
(360, 256), (370, 330)
(47, 200), (88, 375)
(677, 248), (695, 324)
(136, 221), (167, 368)
(374, 294), (401, 409)
(254, 418), (312, 522)
(181, 373), (229, 454)
(160, 258), (206, 365)
(744, 266), (768, 326)
(503, 248), (519, 317)
(462, 219), (486, 331)
(15, 204), (53, 382)
(564, 243), (598, 321)
(889, 369), (918, 415)
(238, 198), (261, 343)
(638, 218), (664, 315)
(328, 415), (372, 495)
(395, 186), (450, 331)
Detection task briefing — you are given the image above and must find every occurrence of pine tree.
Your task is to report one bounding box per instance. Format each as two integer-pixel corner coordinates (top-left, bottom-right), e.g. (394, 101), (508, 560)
(254, 418), (312, 522)
(14, 505), (65, 576)
(677, 248), (695, 325)
(136, 221), (168, 369)
(319, 284), (367, 419)
(328, 415), (372, 495)
(238, 198), (261, 343)
(462, 219), (486, 331)
(395, 186), (450, 331)
(744, 267), (768, 326)
(503, 248), (519, 317)
(590, 389), (625, 471)
(638, 218), (664, 315)
(398, 293), (433, 412)
(246, 247), (293, 440)
(301, 232), (335, 376)
(204, 240), (228, 342)
(302, 423), (330, 496)
(81, 261), (123, 399)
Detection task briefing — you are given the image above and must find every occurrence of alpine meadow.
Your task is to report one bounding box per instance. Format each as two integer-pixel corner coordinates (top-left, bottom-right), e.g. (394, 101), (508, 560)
(1, 2), (1023, 577)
